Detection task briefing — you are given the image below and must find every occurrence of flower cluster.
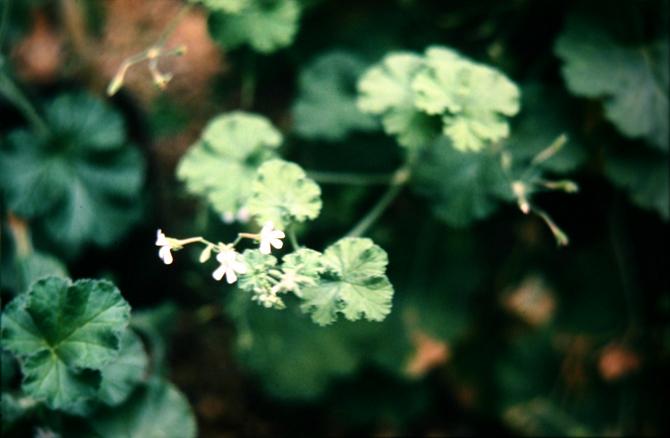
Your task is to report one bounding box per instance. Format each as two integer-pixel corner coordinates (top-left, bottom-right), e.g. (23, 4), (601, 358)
(154, 221), (285, 286)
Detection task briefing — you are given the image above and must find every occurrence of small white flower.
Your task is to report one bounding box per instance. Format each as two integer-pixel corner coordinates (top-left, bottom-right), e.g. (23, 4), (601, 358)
(155, 229), (176, 265)
(236, 207), (250, 223)
(212, 249), (247, 284)
(222, 211), (236, 224)
(258, 221), (285, 255)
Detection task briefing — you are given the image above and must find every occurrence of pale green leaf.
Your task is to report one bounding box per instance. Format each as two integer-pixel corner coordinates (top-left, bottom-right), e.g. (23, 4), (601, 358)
(1, 277), (130, 410)
(192, 0), (248, 13)
(0, 92), (144, 253)
(247, 159), (322, 229)
(176, 112), (280, 216)
(357, 52), (434, 149)
(293, 51), (378, 140)
(301, 237), (394, 325)
(555, 17), (669, 151)
(208, 0), (300, 53)
(238, 249), (277, 295)
(88, 378), (196, 438)
(414, 47), (520, 152)
(279, 248), (325, 297)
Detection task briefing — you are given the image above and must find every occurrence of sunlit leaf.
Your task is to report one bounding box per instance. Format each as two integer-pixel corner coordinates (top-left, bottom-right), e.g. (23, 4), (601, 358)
(247, 159), (322, 229)
(301, 237), (394, 325)
(208, 0), (300, 53)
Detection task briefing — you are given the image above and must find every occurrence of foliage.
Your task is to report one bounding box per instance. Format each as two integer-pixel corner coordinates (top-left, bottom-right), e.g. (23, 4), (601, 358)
(0, 92), (144, 254)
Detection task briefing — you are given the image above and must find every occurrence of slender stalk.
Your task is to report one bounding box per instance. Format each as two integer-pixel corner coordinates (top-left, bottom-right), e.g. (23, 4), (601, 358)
(0, 72), (50, 137)
(346, 167), (410, 238)
(287, 228), (299, 250)
(307, 170), (394, 185)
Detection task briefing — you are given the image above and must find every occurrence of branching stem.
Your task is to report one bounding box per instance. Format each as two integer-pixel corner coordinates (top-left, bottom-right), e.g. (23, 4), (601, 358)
(307, 170), (394, 185)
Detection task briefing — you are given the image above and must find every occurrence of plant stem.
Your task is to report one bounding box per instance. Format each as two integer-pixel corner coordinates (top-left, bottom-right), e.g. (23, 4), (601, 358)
(288, 228), (299, 250)
(240, 50), (256, 109)
(346, 167), (410, 238)
(307, 170), (394, 185)
(0, 71), (50, 137)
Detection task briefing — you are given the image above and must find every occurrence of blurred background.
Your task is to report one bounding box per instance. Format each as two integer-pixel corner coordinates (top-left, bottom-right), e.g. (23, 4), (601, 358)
(1, 0), (668, 436)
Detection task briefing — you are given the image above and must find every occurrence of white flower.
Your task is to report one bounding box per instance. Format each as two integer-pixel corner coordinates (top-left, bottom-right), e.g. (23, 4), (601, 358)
(212, 250), (247, 284)
(258, 221), (285, 255)
(155, 229), (176, 265)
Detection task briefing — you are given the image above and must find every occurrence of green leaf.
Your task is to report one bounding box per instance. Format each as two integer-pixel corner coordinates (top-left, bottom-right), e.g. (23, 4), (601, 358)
(97, 330), (148, 406)
(176, 112), (280, 217)
(279, 248), (325, 297)
(604, 145), (669, 220)
(5, 250), (68, 296)
(293, 51), (378, 140)
(247, 159), (322, 228)
(226, 295), (360, 399)
(1, 277), (131, 410)
(357, 52), (436, 149)
(238, 249), (279, 305)
(0, 92), (144, 253)
(208, 0), (300, 53)
(88, 378), (196, 438)
(413, 137), (511, 226)
(301, 237), (394, 325)
(192, 0), (248, 13)
(413, 47), (520, 152)
(555, 17), (669, 151)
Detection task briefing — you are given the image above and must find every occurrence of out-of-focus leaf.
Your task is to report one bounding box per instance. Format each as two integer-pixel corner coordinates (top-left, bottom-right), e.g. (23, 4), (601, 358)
(192, 0), (248, 13)
(414, 47), (520, 152)
(507, 83), (586, 173)
(555, 17), (669, 151)
(238, 249), (277, 301)
(97, 330), (148, 407)
(413, 137), (511, 226)
(504, 398), (592, 437)
(604, 145), (669, 220)
(247, 159), (322, 229)
(208, 0), (300, 53)
(0, 92), (144, 253)
(357, 52), (438, 149)
(176, 112), (280, 217)
(0, 277), (130, 410)
(88, 378), (196, 438)
(4, 250), (68, 296)
(226, 295), (360, 399)
(293, 51), (378, 140)
(301, 237), (394, 325)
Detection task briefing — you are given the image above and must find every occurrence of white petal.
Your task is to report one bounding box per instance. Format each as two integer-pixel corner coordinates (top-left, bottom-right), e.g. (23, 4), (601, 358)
(233, 261), (247, 273)
(272, 230), (285, 239)
(156, 229), (168, 246)
(271, 238), (283, 250)
(259, 241), (271, 254)
(212, 266), (225, 281)
(261, 221), (274, 234)
(225, 270), (237, 284)
(159, 247), (173, 264)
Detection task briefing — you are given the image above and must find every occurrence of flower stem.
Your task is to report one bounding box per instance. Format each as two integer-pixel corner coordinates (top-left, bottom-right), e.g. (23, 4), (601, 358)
(307, 170), (394, 185)
(0, 71), (50, 137)
(288, 228), (300, 250)
(346, 167), (410, 238)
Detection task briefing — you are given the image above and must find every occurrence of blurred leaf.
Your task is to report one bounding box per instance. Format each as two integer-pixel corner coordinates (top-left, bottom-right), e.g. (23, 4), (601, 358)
(357, 52), (438, 149)
(208, 0), (301, 53)
(247, 159), (322, 229)
(293, 51), (378, 140)
(5, 250), (68, 296)
(227, 296), (360, 399)
(0, 92), (144, 253)
(1, 277), (130, 410)
(97, 330), (148, 407)
(504, 398), (592, 436)
(130, 302), (179, 373)
(414, 47), (520, 152)
(507, 83), (587, 173)
(301, 237), (394, 325)
(555, 17), (669, 151)
(238, 249), (277, 300)
(176, 112), (280, 217)
(413, 138), (511, 226)
(603, 145), (669, 220)
(192, 0), (249, 13)
(88, 378), (196, 438)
